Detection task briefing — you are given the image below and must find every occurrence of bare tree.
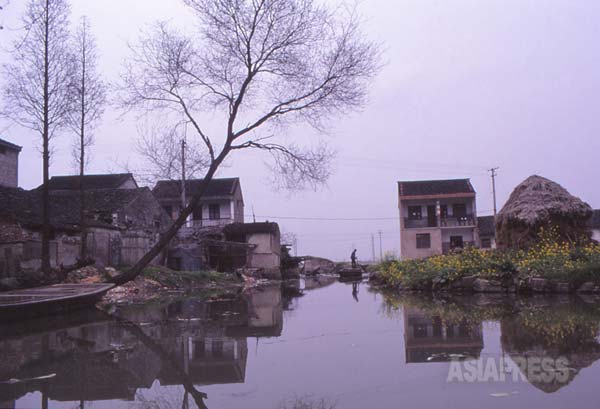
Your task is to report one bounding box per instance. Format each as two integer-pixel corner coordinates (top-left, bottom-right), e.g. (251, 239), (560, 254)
(68, 16), (107, 259)
(134, 120), (210, 185)
(115, 0), (380, 284)
(1, 0), (74, 274)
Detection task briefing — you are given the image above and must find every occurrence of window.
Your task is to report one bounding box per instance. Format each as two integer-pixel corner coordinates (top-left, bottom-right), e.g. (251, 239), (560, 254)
(450, 235), (464, 249)
(416, 233), (431, 249)
(408, 206), (422, 220)
(163, 205), (173, 219)
(209, 203), (221, 220)
(481, 238), (492, 248)
(452, 203), (467, 218)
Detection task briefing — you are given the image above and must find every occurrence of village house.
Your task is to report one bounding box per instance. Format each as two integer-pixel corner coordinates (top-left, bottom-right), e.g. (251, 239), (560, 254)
(0, 173), (171, 278)
(477, 215), (497, 249)
(398, 179), (479, 260)
(153, 178), (244, 228)
(155, 178), (282, 277)
(0, 138), (21, 188)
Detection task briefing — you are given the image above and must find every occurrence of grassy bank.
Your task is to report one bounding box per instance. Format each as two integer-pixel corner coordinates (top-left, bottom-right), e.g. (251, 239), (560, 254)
(376, 232), (600, 292)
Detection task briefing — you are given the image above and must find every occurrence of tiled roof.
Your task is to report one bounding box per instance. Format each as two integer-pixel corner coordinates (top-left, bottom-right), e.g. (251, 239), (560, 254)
(0, 186), (151, 230)
(0, 137), (22, 152)
(477, 216), (496, 236)
(223, 222), (279, 237)
(46, 173), (137, 190)
(398, 179), (475, 197)
(153, 178), (240, 200)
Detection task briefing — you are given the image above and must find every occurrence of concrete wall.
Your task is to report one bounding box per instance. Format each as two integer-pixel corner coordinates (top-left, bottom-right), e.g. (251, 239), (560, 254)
(593, 229), (600, 243)
(400, 228), (442, 260)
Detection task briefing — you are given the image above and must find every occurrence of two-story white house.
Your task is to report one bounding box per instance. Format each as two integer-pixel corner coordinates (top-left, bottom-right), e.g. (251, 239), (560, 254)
(398, 179), (479, 260)
(153, 178), (244, 228)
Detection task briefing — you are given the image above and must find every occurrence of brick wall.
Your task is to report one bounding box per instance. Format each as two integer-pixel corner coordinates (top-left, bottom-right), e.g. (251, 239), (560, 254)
(0, 148), (18, 187)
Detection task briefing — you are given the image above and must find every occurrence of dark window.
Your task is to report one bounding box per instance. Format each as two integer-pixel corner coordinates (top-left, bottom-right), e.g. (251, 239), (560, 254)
(209, 204), (220, 220)
(452, 203), (467, 218)
(163, 205), (173, 219)
(481, 238), (492, 248)
(450, 236), (464, 249)
(416, 233), (431, 249)
(408, 206), (422, 220)
(440, 205), (448, 219)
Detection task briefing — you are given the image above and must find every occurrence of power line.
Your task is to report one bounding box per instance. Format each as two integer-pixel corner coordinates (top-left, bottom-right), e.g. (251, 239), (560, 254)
(245, 214), (398, 221)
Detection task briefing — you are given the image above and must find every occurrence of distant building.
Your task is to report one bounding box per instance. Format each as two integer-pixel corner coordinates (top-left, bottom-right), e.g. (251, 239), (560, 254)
(589, 210), (600, 242)
(224, 222), (281, 278)
(398, 179), (479, 260)
(0, 138), (21, 188)
(153, 178), (244, 228)
(45, 173), (138, 191)
(477, 215), (496, 249)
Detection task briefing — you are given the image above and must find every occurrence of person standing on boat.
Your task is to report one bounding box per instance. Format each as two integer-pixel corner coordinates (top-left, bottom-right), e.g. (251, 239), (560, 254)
(351, 249), (357, 268)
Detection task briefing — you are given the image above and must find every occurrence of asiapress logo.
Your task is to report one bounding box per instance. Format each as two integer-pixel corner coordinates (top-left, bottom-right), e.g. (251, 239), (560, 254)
(447, 356), (571, 384)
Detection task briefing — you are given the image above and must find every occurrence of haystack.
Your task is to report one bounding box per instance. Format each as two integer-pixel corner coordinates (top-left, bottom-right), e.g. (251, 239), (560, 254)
(496, 175), (592, 248)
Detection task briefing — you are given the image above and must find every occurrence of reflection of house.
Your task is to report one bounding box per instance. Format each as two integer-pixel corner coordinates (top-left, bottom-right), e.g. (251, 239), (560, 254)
(589, 210), (600, 242)
(0, 137), (21, 188)
(398, 179), (479, 259)
(153, 178), (244, 228)
(0, 285), (289, 405)
(0, 179), (171, 276)
(403, 307), (483, 363)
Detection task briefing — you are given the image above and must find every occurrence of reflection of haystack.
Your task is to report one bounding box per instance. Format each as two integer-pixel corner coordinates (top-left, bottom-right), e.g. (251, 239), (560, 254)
(496, 175), (592, 248)
(500, 317), (600, 393)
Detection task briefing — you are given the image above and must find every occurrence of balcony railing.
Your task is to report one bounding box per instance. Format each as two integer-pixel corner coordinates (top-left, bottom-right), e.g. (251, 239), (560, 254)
(442, 241), (475, 254)
(404, 215), (475, 229)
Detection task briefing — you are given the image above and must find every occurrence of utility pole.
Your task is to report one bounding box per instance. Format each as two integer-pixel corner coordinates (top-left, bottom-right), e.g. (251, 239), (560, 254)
(181, 138), (187, 211)
(378, 230), (383, 261)
(489, 167), (499, 217)
(371, 234), (376, 262)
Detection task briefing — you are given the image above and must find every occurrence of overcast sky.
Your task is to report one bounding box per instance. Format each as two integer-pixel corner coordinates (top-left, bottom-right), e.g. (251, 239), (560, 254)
(1, 0), (599, 261)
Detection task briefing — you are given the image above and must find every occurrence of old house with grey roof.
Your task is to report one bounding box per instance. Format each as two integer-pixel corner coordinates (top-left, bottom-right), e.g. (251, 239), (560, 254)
(0, 173), (171, 278)
(153, 178), (244, 228)
(155, 178), (282, 277)
(477, 215), (497, 249)
(398, 179), (479, 260)
(0, 138), (21, 188)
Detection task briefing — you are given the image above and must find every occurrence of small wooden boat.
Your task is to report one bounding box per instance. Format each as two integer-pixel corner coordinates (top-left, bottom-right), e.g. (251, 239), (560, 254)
(0, 283), (115, 320)
(338, 267), (364, 279)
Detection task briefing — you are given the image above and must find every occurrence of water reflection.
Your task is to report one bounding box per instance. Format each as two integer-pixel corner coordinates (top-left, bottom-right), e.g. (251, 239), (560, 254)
(2, 281), (600, 408)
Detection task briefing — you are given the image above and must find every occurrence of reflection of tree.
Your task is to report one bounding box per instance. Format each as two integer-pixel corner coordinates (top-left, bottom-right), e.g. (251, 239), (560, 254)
(113, 315), (209, 409)
(501, 302), (600, 393)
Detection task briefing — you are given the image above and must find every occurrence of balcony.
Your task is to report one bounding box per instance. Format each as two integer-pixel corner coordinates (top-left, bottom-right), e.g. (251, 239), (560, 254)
(440, 216), (475, 228)
(404, 215), (475, 229)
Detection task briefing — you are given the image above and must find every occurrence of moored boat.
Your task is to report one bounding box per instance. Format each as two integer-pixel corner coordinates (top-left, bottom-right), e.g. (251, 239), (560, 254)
(0, 283), (115, 320)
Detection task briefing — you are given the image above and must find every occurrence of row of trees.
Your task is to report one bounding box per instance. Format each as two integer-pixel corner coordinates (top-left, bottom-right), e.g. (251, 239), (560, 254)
(2, 0), (106, 272)
(1, 0), (381, 283)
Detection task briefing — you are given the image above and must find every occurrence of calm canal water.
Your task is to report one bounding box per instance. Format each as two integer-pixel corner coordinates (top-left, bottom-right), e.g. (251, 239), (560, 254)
(2, 277), (600, 409)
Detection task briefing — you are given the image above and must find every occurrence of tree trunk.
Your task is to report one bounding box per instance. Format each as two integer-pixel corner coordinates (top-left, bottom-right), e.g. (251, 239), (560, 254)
(79, 40), (87, 259)
(41, 0), (51, 274)
(110, 153), (226, 286)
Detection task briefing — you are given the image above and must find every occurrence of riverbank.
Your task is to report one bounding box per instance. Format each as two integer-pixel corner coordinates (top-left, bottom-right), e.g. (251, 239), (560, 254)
(101, 266), (246, 305)
(372, 239), (600, 294)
